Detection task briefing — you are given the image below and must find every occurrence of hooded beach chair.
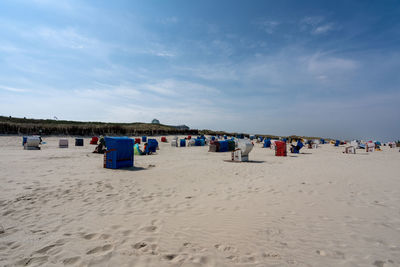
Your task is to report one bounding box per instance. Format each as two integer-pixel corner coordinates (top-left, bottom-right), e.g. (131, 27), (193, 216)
(218, 141), (229, 152)
(24, 136), (41, 150)
(275, 141), (287, 156)
(75, 138), (84, 146)
(90, 137), (98, 145)
(344, 146), (356, 154)
(366, 142), (375, 152)
(209, 141), (220, 152)
(104, 137), (134, 169)
(146, 139), (158, 153)
(180, 139), (186, 147)
(290, 140), (304, 153)
(263, 139), (271, 148)
(59, 139), (69, 148)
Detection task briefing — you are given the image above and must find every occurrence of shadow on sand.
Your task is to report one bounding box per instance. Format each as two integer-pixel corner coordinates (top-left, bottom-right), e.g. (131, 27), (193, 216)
(223, 160), (265, 163)
(110, 166), (147, 171)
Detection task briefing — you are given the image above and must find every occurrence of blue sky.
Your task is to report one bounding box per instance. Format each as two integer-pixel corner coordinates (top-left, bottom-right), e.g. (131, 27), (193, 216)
(1, 0), (399, 141)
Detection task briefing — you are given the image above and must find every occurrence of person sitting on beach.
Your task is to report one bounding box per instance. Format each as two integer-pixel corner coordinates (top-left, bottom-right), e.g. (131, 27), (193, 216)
(93, 136), (106, 154)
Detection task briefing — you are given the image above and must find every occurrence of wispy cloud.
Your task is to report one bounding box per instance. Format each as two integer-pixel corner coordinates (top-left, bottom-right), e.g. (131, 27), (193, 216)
(143, 79), (220, 96)
(0, 85), (30, 92)
(36, 27), (96, 49)
(313, 23), (335, 35)
(307, 53), (358, 73)
(300, 16), (336, 35)
(301, 16), (324, 27)
(254, 19), (280, 34)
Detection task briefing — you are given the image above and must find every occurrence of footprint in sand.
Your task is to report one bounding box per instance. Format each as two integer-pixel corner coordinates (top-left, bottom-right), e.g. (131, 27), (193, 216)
(35, 244), (58, 254)
(86, 244), (113, 255)
(163, 254), (178, 261)
(214, 244), (237, 253)
(100, 233), (111, 239)
(82, 233), (98, 240)
(120, 229), (132, 236)
(62, 256), (81, 265)
(133, 242), (147, 250)
(262, 252), (280, 258)
(111, 225), (122, 230)
(140, 220), (161, 233)
(142, 225), (157, 233)
(17, 256), (49, 266)
(132, 240), (159, 254)
(2, 209), (14, 216)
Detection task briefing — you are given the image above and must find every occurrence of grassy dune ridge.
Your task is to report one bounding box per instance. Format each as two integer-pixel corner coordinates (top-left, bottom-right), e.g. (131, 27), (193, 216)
(0, 116), (324, 140)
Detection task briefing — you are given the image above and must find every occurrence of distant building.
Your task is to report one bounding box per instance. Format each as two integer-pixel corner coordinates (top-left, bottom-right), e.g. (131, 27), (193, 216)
(152, 118), (160, 124)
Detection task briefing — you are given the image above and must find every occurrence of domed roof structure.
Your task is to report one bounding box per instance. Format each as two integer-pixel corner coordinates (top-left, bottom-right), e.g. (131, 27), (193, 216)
(151, 118), (160, 124)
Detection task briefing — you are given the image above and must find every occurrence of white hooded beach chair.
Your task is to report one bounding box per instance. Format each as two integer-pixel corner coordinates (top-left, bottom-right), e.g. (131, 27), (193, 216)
(24, 136), (41, 150)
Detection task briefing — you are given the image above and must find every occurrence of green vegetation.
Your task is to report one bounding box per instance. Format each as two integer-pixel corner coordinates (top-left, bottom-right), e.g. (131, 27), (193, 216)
(0, 116), (325, 140)
(0, 116), (198, 136)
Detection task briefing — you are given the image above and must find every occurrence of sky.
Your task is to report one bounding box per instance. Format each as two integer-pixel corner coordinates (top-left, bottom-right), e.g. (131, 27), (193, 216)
(0, 0), (399, 141)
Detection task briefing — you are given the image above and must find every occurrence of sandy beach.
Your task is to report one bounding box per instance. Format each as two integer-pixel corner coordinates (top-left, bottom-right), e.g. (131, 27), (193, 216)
(0, 136), (399, 267)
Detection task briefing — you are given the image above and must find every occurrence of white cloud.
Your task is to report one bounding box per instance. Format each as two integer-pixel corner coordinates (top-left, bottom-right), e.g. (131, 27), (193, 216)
(301, 16), (324, 27)
(143, 79), (220, 96)
(307, 53), (358, 73)
(0, 85), (30, 92)
(36, 27), (96, 49)
(300, 16), (336, 35)
(145, 49), (175, 58)
(313, 23), (335, 35)
(255, 19), (280, 34)
(74, 84), (141, 99)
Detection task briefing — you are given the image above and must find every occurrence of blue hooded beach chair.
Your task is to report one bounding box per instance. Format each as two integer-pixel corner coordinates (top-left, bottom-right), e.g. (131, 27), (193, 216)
(104, 137), (134, 169)
(263, 139), (271, 148)
(146, 139), (158, 153)
(180, 139), (186, 147)
(291, 140), (304, 153)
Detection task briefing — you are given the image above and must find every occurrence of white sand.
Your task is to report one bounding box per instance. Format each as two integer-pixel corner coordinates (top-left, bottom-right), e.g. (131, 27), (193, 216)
(0, 136), (399, 267)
